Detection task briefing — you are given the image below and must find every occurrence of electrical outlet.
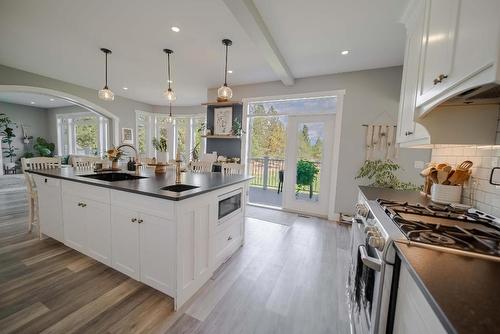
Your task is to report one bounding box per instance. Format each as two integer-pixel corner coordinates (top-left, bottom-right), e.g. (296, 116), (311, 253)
(414, 161), (425, 169)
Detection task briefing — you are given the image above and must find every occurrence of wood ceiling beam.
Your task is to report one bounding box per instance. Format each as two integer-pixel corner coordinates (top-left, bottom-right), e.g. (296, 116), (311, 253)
(222, 0), (295, 86)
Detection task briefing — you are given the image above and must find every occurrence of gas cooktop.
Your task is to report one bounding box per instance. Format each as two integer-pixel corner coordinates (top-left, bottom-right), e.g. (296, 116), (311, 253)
(377, 199), (500, 260)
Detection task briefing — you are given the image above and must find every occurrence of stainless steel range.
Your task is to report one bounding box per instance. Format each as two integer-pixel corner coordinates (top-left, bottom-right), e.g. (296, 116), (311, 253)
(378, 199), (500, 261)
(347, 195), (500, 334)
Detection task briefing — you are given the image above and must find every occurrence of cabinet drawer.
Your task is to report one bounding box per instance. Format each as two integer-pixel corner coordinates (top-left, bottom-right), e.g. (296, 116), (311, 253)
(110, 190), (174, 219)
(215, 218), (242, 262)
(216, 212), (243, 234)
(62, 180), (110, 204)
(33, 175), (61, 188)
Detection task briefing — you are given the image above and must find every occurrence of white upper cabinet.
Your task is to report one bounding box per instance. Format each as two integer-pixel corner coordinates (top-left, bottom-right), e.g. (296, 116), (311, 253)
(397, 1), (430, 145)
(416, 0), (460, 105)
(415, 0), (500, 111)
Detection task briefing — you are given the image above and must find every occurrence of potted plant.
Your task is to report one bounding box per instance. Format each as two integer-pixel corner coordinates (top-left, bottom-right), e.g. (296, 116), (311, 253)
(0, 113), (18, 170)
(296, 159), (319, 198)
(106, 146), (124, 169)
(152, 137), (168, 163)
(356, 159), (421, 190)
(33, 137), (55, 157)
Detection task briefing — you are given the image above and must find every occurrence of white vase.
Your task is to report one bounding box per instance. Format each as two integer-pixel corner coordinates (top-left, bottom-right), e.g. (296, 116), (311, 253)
(157, 151), (169, 164)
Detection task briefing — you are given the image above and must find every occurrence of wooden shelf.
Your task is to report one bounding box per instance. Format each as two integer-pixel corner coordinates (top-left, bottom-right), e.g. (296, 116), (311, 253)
(201, 101), (242, 106)
(201, 135), (241, 139)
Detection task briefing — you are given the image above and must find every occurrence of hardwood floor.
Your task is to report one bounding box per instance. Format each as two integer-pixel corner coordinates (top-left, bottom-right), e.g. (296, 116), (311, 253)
(0, 186), (351, 334)
(0, 189), (175, 333)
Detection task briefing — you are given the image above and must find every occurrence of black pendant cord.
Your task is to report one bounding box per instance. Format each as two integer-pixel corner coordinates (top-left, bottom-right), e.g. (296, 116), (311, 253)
(169, 102), (172, 117)
(104, 52), (108, 89)
(224, 44), (228, 86)
(167, 53), (172, 90)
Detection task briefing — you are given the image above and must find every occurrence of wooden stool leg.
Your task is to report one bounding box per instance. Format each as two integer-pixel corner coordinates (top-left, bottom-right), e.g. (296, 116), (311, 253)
(28, 197), (34, 233)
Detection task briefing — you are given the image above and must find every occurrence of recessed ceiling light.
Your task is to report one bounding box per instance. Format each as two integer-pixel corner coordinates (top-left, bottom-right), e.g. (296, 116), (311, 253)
(30, 101), (35, 105)
(227, 70), (233, 74)
(171, 26), (180, 33)
(341, 50), (349, 55)
(49, 98), (55, 102)
(122, 87), (128, 90)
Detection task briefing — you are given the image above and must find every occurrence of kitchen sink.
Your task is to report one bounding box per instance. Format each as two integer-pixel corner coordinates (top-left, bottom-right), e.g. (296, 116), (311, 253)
(80, 173), (148, 182)
(161, 184), (199, 192)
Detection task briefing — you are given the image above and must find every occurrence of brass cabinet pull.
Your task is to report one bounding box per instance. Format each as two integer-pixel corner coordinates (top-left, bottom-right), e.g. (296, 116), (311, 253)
(433, 73), (448, 85)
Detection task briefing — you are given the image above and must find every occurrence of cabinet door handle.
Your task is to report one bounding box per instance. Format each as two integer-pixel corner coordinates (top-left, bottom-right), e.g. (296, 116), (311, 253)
(81, 203), (87, 208)
(404, 131), (414, 136)
(131, 218), (137, 223)
(137, 219), (143, 224)
(44, 178), (48, 183)
(433, 74), (448, 85)
(77, 202), (83, 207)
(227, 235), (232, 241)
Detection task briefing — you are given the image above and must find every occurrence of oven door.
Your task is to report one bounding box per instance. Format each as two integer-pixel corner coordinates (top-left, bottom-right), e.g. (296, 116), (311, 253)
(347, 218), (385, 334)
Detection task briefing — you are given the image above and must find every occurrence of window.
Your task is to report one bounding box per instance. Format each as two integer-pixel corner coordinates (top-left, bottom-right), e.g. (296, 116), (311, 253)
(135, 111), (205, 161)
(56, 112), (109, 157)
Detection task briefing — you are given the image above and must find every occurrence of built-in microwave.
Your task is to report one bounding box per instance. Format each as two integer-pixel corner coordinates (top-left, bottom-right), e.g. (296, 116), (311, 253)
(218, 188), (243, 223)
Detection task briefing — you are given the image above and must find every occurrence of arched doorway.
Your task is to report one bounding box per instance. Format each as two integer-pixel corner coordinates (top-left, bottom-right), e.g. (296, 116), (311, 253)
(0, 85), (120, 145)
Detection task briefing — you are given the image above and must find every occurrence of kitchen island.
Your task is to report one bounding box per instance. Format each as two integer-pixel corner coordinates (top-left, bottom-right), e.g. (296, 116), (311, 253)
(29, 167), (252, 309)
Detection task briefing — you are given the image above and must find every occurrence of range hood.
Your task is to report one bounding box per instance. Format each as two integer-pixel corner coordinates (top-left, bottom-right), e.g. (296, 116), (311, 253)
(413, 84), (500, 147)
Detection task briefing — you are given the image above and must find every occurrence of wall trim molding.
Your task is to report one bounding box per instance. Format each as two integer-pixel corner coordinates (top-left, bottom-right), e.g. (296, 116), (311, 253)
(0, 85), (120, 145)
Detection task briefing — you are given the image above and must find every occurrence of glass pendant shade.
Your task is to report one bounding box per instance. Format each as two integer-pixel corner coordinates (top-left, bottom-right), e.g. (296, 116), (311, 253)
(98, 86), (114, 101)
(163, 87), (176, 101)
(217, 84), (233, 101)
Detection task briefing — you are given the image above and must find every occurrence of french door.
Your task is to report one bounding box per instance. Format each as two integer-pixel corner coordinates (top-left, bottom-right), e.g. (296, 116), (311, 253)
(282, 115), (335, 217)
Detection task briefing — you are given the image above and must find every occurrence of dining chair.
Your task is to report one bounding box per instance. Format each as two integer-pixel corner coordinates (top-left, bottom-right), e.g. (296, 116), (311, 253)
(221, 163), (245, 175)
(72, 156), (106, 169)
(21, 157), (61, 238)
(189, 161), (213, 173)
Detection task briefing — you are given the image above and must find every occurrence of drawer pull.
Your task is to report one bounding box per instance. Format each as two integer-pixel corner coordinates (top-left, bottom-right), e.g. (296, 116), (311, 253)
(138, 219), (143, 224)
(227, 235), (233, 241)
(433, 73), (448, 85)
(131, 218), (137, 223)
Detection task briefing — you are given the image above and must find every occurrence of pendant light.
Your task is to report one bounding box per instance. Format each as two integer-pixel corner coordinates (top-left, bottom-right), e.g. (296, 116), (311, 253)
(98, 48), (114, 101)
(163, 49), (176, 101)
(168, 102), (173, 123)
(217, 39), (233, 102)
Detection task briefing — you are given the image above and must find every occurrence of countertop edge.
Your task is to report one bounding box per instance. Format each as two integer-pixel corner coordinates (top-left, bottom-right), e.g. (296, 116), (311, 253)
(28, 170), (252, 201)
(393, 242), (458, 334)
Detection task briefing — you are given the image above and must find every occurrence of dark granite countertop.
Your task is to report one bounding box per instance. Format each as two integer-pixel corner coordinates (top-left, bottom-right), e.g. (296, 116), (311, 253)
(358, 186), (500, 334)
(395, 243), (500, 334)
(359, 185), (432, 205)
(28, 167), (252, 201)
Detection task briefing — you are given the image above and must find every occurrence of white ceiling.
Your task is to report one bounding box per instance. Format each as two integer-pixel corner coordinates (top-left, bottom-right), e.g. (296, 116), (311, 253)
(0, 92), (73, 108)
(0, 0), (409, 106)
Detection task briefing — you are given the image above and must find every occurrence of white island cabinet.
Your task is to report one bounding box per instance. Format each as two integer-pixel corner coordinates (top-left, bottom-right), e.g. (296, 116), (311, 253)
(393, 264), (446, 334)
(33, 174), (248, 310)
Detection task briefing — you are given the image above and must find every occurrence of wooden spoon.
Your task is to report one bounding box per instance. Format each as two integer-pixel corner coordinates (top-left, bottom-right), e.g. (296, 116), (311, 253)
(458, 160), (473, 171)
(430, 169), (439, 184)
(448, 169), (471, 185)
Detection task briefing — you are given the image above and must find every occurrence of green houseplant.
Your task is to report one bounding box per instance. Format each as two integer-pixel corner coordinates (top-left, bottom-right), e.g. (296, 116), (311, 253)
(152, 137), (168, 163)
(33, 137), (55, 157)
(0, 113), (18, 168)
(356, 160), (421, 190)
(296, 159), (319, 198)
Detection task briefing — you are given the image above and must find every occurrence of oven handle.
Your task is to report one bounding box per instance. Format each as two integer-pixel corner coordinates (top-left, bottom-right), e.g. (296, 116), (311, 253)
(359, 245), (382, 272)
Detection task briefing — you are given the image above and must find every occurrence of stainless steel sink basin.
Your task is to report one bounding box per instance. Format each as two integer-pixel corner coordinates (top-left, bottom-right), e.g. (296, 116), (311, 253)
(161, 184), (199, 192)
(80, 173), (147, 182)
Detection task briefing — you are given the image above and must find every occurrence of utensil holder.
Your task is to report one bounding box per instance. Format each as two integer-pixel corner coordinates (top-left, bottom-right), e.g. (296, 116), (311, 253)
(431, 184), (462, 204)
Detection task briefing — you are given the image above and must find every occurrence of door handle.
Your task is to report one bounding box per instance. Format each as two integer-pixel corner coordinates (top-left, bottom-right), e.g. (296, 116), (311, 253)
(359, 245), (382, 272)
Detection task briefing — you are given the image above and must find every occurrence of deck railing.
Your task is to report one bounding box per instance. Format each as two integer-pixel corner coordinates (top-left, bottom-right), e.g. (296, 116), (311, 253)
(249, 157), (320, 193)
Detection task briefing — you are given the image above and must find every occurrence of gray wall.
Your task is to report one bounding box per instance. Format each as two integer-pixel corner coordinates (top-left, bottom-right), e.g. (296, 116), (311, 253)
(0, 101), (50, 160)
(0, 65), (153, 136)
(208, 66), (431, 215)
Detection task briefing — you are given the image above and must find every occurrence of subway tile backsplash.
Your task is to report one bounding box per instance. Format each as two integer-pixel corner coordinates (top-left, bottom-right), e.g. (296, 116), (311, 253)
(431, 145), (500, 217)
